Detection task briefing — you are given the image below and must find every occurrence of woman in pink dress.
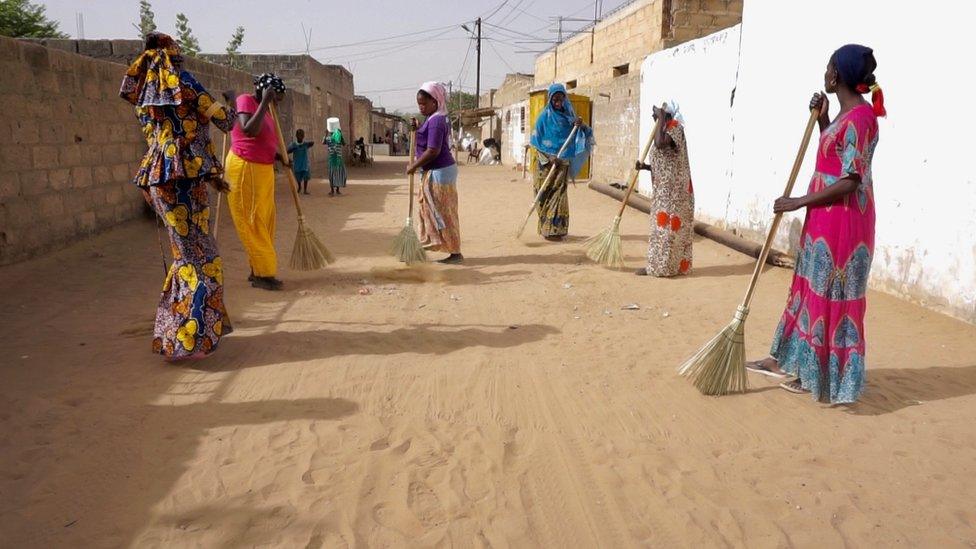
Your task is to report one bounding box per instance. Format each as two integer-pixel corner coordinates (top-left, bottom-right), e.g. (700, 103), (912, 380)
(746, 44), (886, 403)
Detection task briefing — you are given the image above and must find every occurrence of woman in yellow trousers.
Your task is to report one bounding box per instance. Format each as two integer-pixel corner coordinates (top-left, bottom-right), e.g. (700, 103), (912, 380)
(225, 73), (290, 291)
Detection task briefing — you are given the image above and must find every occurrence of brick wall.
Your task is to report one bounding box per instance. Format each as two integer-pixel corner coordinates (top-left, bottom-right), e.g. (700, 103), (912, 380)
(531, 0), (741, 184)
(0, 37), (308, 265)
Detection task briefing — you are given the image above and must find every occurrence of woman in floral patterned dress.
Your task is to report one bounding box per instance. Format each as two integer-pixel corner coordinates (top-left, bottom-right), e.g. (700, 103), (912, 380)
(746, 44), (885, 403)
(635, 100), (694, 277)
(120, 33), (236, 361)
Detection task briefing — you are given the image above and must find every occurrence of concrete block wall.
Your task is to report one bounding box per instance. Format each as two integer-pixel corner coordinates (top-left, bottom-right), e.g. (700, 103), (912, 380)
(665, 0), (744, 47)
(0, 36), (145, 264)
(352, 96), (373, 144)
(201, 54), (355, 165)
(0, 37), (311, 265)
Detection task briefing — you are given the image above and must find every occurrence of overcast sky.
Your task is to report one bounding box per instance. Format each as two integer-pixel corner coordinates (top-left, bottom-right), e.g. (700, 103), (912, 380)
(40, 0), (629, 112)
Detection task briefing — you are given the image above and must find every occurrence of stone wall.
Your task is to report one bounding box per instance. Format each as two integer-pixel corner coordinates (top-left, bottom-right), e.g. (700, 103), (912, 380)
(532, 0), (741, 183)
(0, 37), (306, 265)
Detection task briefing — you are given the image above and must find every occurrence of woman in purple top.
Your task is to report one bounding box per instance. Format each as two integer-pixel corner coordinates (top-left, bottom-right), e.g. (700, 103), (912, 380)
(406, 81), (462, 263)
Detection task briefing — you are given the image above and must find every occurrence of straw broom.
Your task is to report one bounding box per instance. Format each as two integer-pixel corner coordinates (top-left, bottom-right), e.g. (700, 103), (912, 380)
(269, 104), (335, 270)
(678, 108), (820, 395)
(515, 125), (580, 238)
(583, 115), (663, 268)
(391, 129), (427, 264)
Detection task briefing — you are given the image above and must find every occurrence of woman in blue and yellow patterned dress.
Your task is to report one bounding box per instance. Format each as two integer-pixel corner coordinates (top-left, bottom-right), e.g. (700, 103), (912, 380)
(120, 33), (236, 361)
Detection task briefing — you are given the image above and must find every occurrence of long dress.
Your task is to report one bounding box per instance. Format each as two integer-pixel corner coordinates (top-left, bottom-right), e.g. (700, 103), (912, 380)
(770, 104), (879, 403)
(325, 135), (347, 188)
(123, 69), (236, 359)
(415, 114), (461, 253)
(533, 158), (570, 237)
(646, 121), (694, 276)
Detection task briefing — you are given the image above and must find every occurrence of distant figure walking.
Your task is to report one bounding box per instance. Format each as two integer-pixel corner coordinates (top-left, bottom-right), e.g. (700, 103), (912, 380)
(287, 128), (314, 194)
(323, 117), (347, 196)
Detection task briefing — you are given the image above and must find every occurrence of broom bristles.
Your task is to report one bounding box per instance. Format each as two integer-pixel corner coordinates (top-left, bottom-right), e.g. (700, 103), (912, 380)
(584, 216), (623, 268)
(290, 221), (334, 271)
(392, 218), (428, 264)
(678, 306), (749, 395)
(515, 210), (534, 239)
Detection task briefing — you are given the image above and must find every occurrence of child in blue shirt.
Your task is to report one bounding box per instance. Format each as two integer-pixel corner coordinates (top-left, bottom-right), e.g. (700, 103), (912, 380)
(287, 129), (314, 194)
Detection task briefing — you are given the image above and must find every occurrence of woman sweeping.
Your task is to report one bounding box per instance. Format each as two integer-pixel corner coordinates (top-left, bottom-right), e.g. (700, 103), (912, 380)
(529, 83), (593, 240)
(323, 118), (347, 196)
(225, 73), (290, 291)
(635, 101), (694, 276)
(746, 44), (885, 403)
(119, 32), (235, 360)
(407, 81), (463, 264)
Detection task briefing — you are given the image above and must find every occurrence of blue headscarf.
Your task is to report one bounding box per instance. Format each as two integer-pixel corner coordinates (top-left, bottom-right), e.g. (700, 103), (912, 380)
(530, 83), (594, 177)
(831, 44), (876, 90)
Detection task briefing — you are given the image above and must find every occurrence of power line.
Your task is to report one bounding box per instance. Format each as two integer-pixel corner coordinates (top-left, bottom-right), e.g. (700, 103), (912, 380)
(243, 23), (459, 54)
(486, 38), (517, 73)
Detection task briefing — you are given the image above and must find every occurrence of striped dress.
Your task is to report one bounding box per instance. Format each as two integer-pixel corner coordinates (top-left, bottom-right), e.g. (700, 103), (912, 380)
(325, 135), (347, 188)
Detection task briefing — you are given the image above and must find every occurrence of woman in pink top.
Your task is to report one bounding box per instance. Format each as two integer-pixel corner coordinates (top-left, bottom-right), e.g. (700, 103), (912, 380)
(225, 73), (290, 291)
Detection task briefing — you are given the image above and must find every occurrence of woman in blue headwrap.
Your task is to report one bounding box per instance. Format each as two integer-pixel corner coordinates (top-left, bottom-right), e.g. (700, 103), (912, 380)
(747, 44), (885, 403)
(529, 83), (594, 240)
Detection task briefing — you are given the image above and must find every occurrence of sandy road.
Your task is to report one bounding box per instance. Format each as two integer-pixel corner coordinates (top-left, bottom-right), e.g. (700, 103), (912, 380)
(1, 157), (975, 547)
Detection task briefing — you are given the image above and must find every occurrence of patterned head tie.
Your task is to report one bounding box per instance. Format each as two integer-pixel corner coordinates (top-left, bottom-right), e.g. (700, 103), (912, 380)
(254, 73), (286, 94)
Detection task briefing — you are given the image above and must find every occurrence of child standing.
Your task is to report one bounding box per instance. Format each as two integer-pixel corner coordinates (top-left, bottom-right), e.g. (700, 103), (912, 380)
(287, 129), (314, 194)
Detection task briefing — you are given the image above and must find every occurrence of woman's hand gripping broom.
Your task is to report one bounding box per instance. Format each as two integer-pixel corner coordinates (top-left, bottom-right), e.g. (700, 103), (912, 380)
(678, 108), (820, 395)
(583, 115), (663, 267)
(391, 129), (427, 264)
(269, 104), (335, 270)
(515, 125), (580, 238)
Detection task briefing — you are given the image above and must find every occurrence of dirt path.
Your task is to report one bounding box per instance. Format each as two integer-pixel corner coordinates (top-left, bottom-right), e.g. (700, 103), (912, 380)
(2, 157), (975, 547)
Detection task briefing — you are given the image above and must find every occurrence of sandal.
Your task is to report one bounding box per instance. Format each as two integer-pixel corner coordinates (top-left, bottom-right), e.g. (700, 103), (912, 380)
(746, 357), (789, 379)
(634, 268), (648, 276)
(251, 276), (284, 291)
(779, 378), (810, 394)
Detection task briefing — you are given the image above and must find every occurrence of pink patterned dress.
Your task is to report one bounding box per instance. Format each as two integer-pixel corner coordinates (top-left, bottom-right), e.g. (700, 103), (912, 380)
(770, 104), (879, 403)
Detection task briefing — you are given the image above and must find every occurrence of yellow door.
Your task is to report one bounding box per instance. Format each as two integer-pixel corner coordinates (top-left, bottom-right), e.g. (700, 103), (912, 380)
(527, 90), (591, 179)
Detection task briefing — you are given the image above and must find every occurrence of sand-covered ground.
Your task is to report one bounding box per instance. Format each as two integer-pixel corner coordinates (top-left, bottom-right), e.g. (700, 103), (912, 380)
(2, 157), (975, 548)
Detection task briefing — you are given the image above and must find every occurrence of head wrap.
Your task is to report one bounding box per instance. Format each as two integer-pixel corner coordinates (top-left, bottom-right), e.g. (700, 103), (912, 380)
(832, 44), (886, 117)
(661, 99), (684, 126)
(255, 73), (286, 94)
(419, 81), (449, 117)
(119, 32), (182, 107)
(530, 83), (594, 177)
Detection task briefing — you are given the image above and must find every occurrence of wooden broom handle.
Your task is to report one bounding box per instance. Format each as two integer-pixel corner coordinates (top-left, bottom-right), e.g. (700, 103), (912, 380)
(408, 129), (417, 218)
(534, 124), (580, 200)
(741, 108), (821, 309)
(268, 104), (306, 219)
(616, 115), (664, 217)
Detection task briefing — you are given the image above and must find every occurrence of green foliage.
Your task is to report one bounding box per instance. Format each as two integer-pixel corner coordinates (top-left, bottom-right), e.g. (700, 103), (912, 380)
(225, 26), (245, 69)
(0, 0), (69, 38)
(449, 90), (478, 111)
(174, 13), (199, 56)
(133, 0), (156, 37)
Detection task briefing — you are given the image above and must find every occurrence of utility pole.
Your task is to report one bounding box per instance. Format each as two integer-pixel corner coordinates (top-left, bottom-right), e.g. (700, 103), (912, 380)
(475, 17), (482, 102)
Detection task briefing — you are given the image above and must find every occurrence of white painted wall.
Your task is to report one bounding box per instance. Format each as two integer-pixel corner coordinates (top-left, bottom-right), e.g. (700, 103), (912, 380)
(639, 2), (976, 323)
(500, 101), (529, 166)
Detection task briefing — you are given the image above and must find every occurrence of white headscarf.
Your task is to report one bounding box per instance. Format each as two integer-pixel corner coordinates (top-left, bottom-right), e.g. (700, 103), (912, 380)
(662, 99), (684, 125)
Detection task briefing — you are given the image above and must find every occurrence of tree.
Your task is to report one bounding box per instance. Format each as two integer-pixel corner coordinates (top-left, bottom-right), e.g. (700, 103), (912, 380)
(174, 13), (199, 56)
(133, 0), (156, 37)
(225, 26), (245, 69)
(449, 90), (478, 112)
(0, 0), (69, 39)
